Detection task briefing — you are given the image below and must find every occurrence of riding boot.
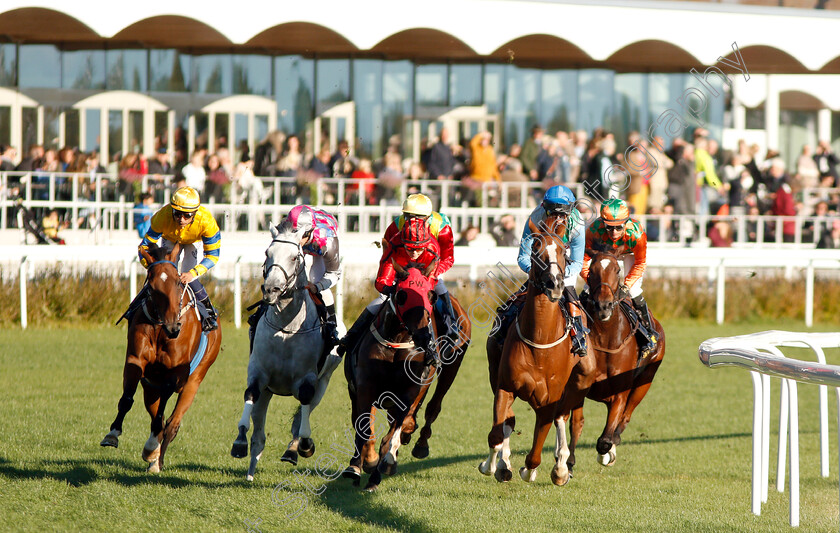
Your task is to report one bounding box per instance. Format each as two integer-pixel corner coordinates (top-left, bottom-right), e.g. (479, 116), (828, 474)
(337, 309), (375, 357)
(248, 302), (268, 354)
(632, 295), (657, 358)
(568, 304), (589, 357)
(435, 290), (458, 337)
(199, 297), (218, 332)
(314, 301), (340, 349)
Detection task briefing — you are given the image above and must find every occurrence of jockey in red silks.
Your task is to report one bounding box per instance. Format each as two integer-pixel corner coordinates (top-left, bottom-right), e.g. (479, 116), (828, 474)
(338, 216), (441, 365)
(581, 198), (658, 357)
(382, 193), (458, 335)
(247, 205), (341, 352)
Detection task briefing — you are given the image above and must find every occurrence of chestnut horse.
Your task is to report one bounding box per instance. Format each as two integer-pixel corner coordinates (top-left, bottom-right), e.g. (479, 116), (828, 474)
(344, 264), (467, 491)
(480, 217), (592, 486)
(100, 243), (221, 472)
(565, 250), (665, 472)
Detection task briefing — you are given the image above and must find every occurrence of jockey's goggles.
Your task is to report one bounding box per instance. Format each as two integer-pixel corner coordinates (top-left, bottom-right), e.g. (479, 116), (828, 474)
(543, 201), (572, 217)
(172, 210), (195, 220)
(605, 221), (627, 231)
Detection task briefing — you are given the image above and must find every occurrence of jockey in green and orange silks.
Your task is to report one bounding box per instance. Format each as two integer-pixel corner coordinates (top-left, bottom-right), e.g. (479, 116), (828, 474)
(581, 198), (657, 356)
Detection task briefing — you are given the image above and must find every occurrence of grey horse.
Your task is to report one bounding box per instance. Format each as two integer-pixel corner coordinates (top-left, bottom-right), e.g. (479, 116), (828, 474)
(231, 224), (343, 481)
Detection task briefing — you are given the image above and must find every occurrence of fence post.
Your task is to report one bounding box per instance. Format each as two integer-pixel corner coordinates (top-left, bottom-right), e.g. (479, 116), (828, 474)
(805, 259), (814, 328)
(234, 256), (242, 330)
(19, 256), (28, 329)
(716, 259), (725, 324)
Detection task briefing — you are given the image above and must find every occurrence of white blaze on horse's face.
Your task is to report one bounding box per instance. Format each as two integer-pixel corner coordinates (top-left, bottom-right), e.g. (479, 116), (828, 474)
(546, 242), (561, 279)
(159, 272), (168, 283)
(599, 258), (611, 271)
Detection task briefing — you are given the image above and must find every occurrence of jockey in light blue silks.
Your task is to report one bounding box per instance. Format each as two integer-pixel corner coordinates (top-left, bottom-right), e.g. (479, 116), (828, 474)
(492, 185), (588, 356)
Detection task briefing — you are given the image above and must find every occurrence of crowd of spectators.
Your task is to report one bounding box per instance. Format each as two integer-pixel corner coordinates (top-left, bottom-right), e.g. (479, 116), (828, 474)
(2, 119), (839, 247)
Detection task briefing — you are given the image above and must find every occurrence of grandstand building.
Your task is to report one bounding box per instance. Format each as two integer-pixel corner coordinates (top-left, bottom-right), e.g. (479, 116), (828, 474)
(0, 0), (837, 169)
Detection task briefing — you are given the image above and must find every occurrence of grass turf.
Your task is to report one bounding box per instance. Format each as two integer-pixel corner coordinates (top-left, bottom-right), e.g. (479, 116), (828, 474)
(0, 319), (838, 532)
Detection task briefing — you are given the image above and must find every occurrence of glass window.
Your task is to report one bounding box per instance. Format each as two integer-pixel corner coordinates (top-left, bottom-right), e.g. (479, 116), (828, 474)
(64, 109), (80, 150)
(831, 111), (840, 154)
(483, 64), (505, 115)
(214, 113), (229, 151)
(43, 106), (61, 150)
(232, 55), (271, 96)
(150, 49), (190, 92)
(541, 70), (577, 134)
(779, 110), (817, 173)
(22, 107), (37, 150)
(109, 110), (123, 160)
(275, 56), (314, 135)
(415, 64), (447, 107)
(383, 61), (413, 154)
(195, 54), (232, 94)
(19, 44), (61, 89)
(316, 59), (350, 112)
(85, 109), (100, 153)
(578, 70), (614, 136)
(62, 49), (105, 90)
(353, 59), (383, 159)
(194, 112), (209, 151)
(0, 43), (16, 87)
(505, 67), (540, 149)
(613, 73), (648, 145)
(0, 106), (10, 146)
(647, 73), (691, 147)
(106, 49), (147, 91)
(450, 64), (481, 107)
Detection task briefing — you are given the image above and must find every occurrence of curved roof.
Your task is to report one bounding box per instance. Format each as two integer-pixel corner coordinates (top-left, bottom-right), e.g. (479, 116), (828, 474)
(0, 1), (836, 73)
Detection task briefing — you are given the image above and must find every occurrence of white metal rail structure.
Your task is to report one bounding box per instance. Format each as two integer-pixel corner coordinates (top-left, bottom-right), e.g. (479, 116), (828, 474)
(699, 332), (840, 528)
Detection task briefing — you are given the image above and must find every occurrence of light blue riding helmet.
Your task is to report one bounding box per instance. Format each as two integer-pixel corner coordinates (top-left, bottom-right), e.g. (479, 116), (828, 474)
(542, 185), (576, 216)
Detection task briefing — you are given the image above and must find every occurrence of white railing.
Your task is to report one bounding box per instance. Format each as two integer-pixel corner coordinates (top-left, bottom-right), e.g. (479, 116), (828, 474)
(2, 170), (839, 248)
(5, 245), (840, 331)
(699, 332), (840, 528)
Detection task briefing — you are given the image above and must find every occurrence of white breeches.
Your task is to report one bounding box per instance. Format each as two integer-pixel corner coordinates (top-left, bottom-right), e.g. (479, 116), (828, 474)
(159, 240), (199, 273)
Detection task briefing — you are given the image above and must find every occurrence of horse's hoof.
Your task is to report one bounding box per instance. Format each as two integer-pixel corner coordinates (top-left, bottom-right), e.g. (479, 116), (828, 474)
(147, 460), (160, 474)
(231, 441), (248, 459)
(379, 461), (397, 476)
(100, 435), (119, 448)
(281, 450), (298, 466)
(363, 482), (378, 492)
(519, 467), (537, 482)
(494, 467), (512, 483)
(598, 445), (616, 467)
(246, 474), (254, 482)
(362, 460), (378, 474)
(478, 460), (494, 476)
(411, 443), (429, 459)
(298, 438), (315, 459)
(342, 466), (361, 483)
(551, 466), (570, 486)
(142, 446), (160, 464)
(400, 432), (412, 445)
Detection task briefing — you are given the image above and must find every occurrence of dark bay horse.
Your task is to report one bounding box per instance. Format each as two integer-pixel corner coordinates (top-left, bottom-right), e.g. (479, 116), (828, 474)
(481, 217), (594, 486)
(100, 243), (221, 472)
(565, 250), (666, 471)
(344, 263), (467, 491)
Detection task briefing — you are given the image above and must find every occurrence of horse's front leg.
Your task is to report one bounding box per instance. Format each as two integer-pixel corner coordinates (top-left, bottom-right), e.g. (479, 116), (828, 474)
(100, 355), (144, 448)
(597, 394), (629, 467)
(520, 405), (554, 483)
(143, 383), (174, 473)
(247, 390), (273, 481)
(551, 414), (571, 486)
(480, 387), (515, 482)
(290, 372), (320, 460)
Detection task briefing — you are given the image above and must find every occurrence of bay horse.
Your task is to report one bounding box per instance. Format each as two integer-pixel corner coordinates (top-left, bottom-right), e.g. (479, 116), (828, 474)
(480, 217), (594, 486)
(100, 242), (221, 472)
(344, 262), (466, 491)
(565, 250), (666, 472)
(230, 224), (342, 481)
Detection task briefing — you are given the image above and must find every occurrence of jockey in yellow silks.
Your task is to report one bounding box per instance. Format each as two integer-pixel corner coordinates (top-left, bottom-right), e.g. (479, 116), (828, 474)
(138, 186), (221, 330)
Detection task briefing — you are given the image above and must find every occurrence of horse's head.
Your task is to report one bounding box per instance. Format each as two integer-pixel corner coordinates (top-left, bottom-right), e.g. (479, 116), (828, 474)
(527, 216), (567, 302)
(391, 260), (438, 355)
(587, 250), (622, 321)
(262, 224), (306, 305)
(139, 243), (185, 338)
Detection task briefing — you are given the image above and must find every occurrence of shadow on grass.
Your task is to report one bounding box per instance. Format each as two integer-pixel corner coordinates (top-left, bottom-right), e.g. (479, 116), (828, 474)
(0, 456), (248, 489)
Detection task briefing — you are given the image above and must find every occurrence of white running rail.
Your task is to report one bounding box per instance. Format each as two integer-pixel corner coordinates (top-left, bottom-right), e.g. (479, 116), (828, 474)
(699, 331), (840, 528)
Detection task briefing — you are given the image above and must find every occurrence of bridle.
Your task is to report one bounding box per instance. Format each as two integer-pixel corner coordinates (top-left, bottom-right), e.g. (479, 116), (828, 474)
(263, 238), (305, 298)
(144, 259), (194, 324)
